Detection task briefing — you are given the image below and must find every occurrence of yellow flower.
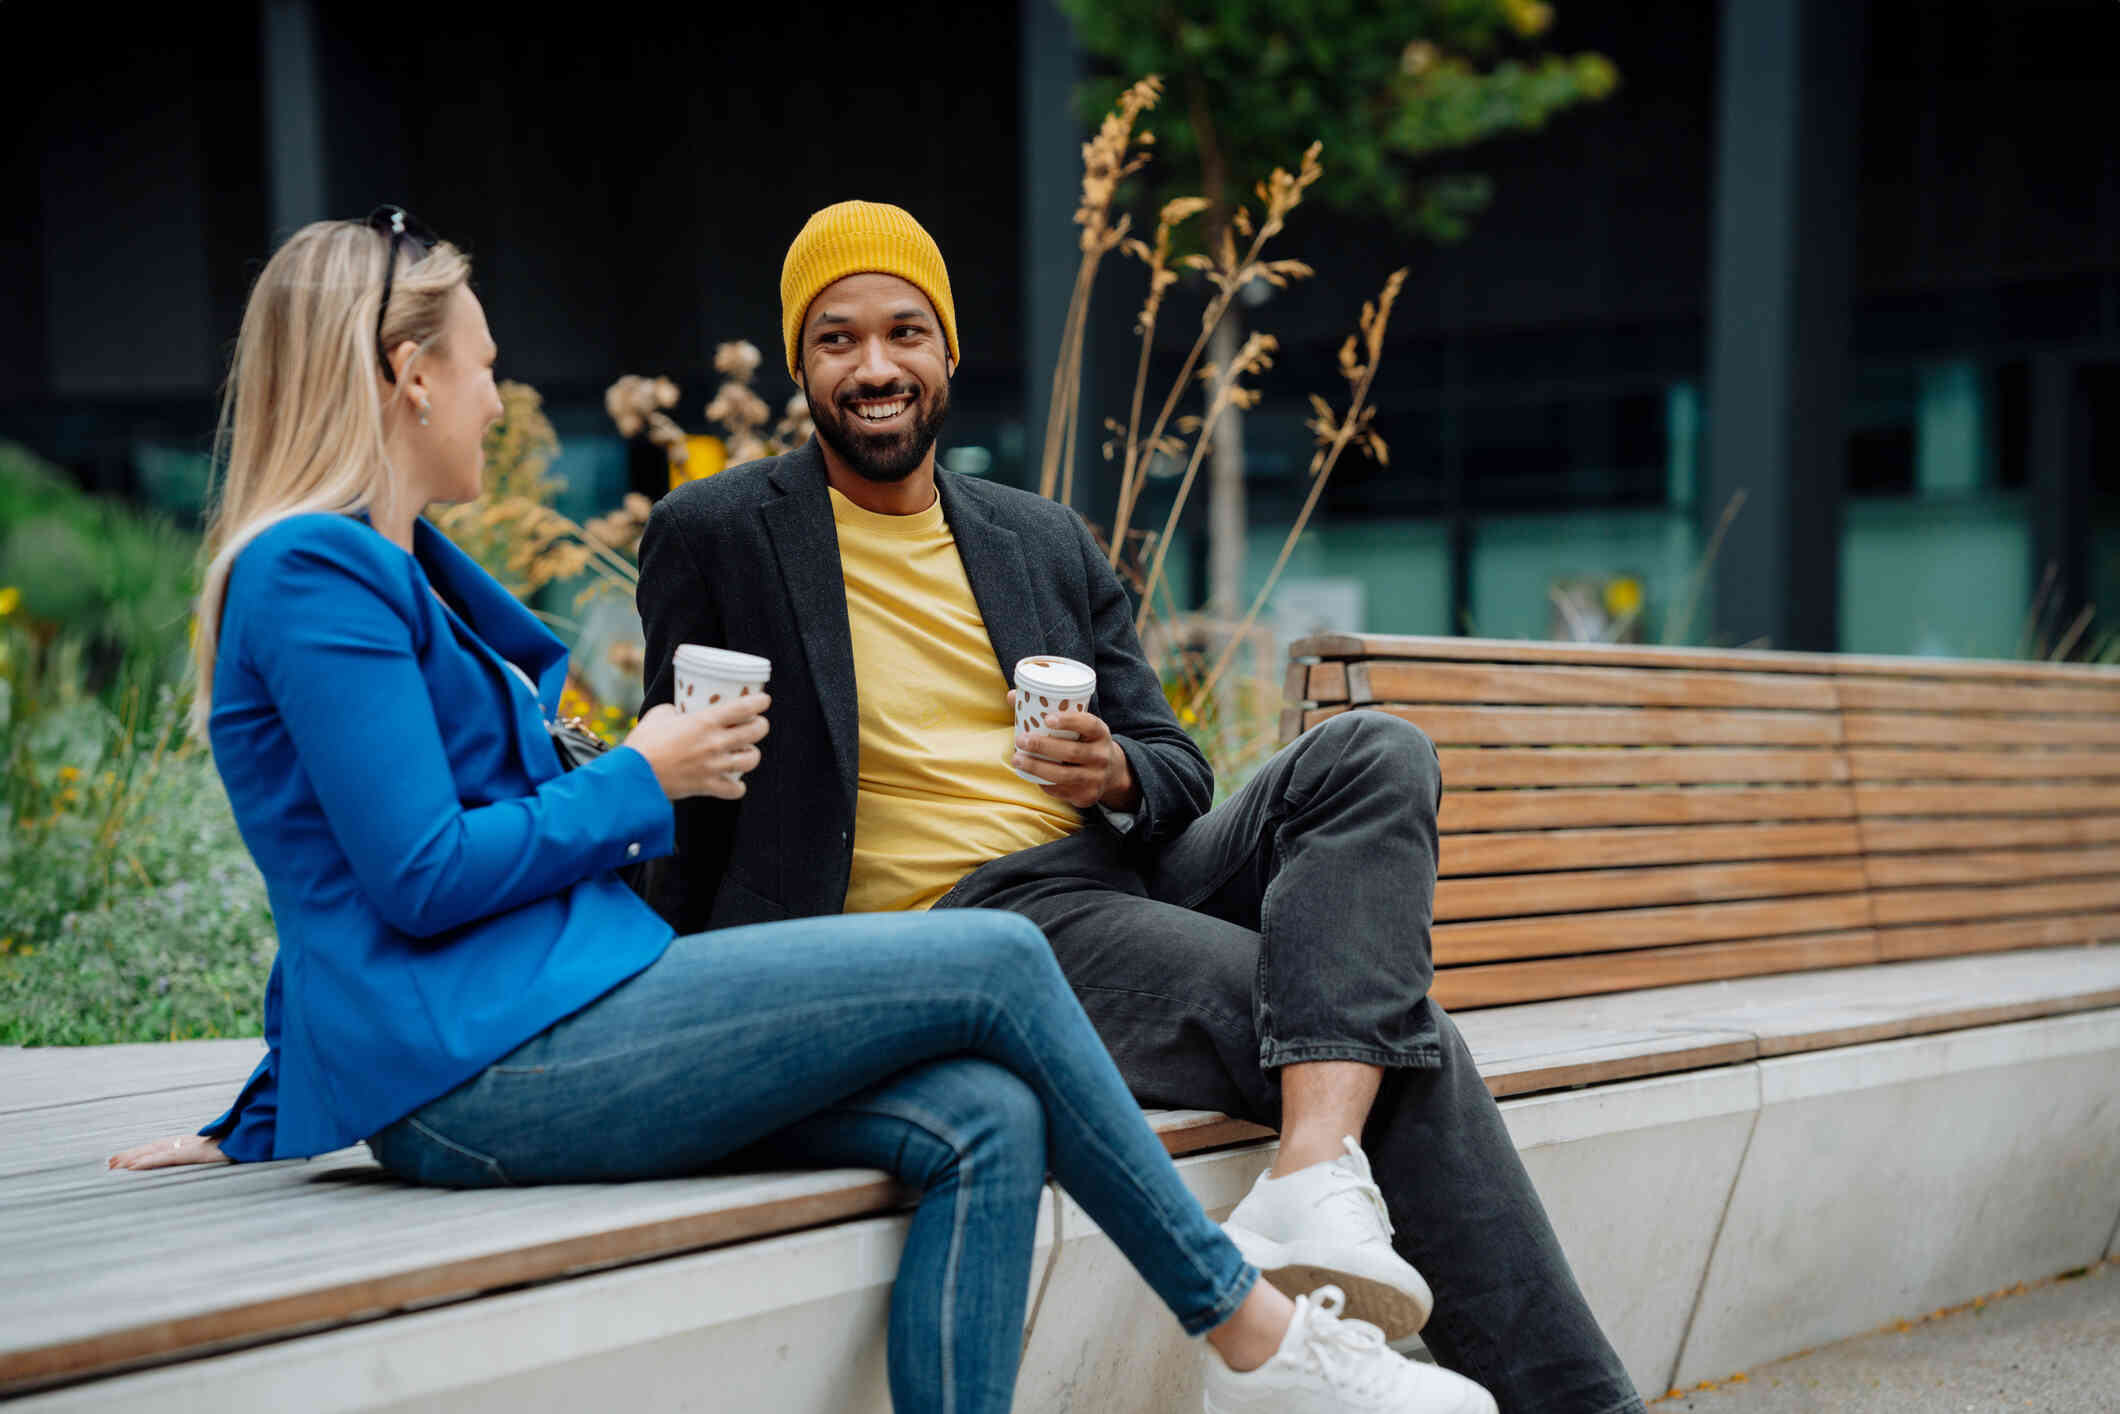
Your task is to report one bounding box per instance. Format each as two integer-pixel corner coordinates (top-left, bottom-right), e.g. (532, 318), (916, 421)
(0, 585), (18, 617)
(57, 765), (81, 784)
(0, 938), (11, 955)
(1602, 576), (1644, 620)
(671, 435), (728, 490)
(57, 788), (80, 809)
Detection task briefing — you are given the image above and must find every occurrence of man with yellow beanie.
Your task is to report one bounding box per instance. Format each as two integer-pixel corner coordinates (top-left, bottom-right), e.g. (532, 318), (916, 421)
(638, 201), (1641, 1414)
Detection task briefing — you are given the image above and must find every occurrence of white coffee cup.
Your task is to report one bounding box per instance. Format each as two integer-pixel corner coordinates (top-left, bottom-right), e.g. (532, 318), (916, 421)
(674, 644), (772, 779)
(1011, 655), (1097, 785)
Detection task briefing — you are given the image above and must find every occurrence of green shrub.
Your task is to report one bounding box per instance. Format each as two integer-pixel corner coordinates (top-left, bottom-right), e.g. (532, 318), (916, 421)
(0, 676), (274, 1045)
(0, 442), (199, 714)
(0, 445), (273, 1044)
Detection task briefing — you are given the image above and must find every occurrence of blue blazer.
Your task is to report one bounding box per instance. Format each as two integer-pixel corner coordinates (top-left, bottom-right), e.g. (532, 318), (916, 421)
(203, 513), (675, 1161)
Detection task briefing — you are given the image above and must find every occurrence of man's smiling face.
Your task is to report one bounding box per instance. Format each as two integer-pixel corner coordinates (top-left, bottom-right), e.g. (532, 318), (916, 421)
(798, 272), (953, 484)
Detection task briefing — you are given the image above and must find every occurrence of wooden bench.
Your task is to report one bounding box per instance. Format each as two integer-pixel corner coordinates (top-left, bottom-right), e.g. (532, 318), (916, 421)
(8, 636), (2118, 1411)
(1285, 632), (2120, 1014)
(1273, 634), (2120, 1392)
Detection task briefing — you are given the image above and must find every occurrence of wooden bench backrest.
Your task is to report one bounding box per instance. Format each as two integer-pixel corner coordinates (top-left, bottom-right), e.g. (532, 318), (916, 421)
(1282, 635), (2120, 1008)
(1833, 655), (2120, 962)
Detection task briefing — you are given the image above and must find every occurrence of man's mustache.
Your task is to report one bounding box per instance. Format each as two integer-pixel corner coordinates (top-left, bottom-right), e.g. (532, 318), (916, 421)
(836, 383), (920, 407)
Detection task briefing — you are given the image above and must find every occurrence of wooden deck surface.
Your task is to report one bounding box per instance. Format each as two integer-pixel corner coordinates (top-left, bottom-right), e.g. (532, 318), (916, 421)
(7, 945), (2118, 1395)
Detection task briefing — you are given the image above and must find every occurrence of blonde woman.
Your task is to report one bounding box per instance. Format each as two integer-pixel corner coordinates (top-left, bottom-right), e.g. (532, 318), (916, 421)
(109, 211), (1493, 1414)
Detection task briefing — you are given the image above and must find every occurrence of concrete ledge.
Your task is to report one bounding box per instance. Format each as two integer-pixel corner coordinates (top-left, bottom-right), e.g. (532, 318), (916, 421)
(24, 1008), (2118, 1411)
(1673, 1009), (2120, 1387)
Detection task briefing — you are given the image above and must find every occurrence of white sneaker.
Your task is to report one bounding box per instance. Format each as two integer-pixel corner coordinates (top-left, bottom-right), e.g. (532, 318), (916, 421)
(1202, 1286), (1496, 1414)
(1222, 1136), (1433, 1339)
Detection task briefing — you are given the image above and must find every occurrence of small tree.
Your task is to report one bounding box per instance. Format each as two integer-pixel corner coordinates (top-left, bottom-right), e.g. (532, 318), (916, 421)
(1058, 0), (1617, 609)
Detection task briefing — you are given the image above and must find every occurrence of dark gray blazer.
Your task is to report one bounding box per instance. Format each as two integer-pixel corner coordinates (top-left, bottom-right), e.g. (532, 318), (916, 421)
(636, 438), (1213, 934)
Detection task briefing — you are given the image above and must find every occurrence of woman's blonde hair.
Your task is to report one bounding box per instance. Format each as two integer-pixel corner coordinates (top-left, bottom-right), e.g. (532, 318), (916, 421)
(190, 219), (470, 736)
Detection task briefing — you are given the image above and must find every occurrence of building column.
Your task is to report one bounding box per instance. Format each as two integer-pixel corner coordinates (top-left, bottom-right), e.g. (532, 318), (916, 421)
(260, 0), (326, 244)
(1702, 0), (1867, 651)
(2028, 353), (2090, 625)
(1020, 0), (1090, 501)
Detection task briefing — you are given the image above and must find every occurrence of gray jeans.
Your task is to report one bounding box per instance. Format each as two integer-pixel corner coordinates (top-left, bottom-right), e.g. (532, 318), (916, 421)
(943, 710), (1646, 1414)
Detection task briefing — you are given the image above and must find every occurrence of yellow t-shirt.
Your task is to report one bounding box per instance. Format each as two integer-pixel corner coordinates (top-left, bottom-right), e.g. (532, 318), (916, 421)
(831, 487), (1082, 912)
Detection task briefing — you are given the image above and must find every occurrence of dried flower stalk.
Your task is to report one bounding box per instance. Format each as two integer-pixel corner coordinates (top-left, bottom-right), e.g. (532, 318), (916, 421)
(1186, 269), (1407, 714)
(1106, 196), (1211, 565)
(1133, 331), (1278, 634)
(605, 375), (691, 471)
(1039, 75), (1162, 506)
(1114, 143), (1321, 562)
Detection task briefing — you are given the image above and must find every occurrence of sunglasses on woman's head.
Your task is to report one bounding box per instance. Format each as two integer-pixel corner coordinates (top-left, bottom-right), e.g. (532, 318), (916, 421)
(365, 205), (440, 384)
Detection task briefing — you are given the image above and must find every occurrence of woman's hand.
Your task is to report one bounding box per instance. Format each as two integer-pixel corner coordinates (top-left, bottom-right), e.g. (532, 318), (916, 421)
(109, 1134), (228, 1171)
(624, 696), (771, 801)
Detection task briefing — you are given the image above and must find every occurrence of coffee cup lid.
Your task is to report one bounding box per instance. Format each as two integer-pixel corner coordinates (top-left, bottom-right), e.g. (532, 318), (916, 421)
(1014, 655), (1095, 694)
(675, 644), (772, 681)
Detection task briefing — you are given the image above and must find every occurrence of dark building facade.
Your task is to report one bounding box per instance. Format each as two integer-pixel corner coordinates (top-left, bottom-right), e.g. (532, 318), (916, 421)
(5, 0), (2115, 658)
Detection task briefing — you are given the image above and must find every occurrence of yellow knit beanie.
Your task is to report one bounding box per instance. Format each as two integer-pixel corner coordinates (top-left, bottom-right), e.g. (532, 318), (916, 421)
(780, 201), (959, 381)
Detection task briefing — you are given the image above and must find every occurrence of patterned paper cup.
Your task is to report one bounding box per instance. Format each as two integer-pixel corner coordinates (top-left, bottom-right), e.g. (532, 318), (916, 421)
(674, 644), (772, 779)
(1011, 655), (1097, 785)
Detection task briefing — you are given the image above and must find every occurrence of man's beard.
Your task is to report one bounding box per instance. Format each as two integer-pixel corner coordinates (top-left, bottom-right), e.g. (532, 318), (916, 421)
(807, 378), (951, 484)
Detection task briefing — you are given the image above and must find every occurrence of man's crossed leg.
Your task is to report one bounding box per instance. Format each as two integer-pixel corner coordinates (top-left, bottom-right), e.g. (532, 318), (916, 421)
(948, 710), (1646, 1414)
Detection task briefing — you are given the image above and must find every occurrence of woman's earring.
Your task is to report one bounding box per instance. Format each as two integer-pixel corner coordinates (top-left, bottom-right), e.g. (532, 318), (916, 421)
(417, 400), (431, 427)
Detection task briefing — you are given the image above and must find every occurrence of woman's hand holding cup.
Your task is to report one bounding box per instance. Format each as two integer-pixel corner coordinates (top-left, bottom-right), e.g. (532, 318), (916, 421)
(626, 696), (771, 801)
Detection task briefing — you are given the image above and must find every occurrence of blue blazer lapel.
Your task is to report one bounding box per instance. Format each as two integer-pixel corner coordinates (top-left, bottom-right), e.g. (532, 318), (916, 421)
(938, 472), (1049, 687)
(412, 517), (570, 777)
(762, 443), (860, 809)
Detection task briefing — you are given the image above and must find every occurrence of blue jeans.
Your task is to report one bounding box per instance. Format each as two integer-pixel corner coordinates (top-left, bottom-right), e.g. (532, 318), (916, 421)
(367, 909), (1256, 1414)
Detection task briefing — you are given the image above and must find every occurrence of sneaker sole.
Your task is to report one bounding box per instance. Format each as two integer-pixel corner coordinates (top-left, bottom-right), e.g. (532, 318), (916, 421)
(1224, 1228), (1434, 1340)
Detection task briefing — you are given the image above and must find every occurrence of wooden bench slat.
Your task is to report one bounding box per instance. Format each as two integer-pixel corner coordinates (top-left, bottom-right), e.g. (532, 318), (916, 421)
(1442, 821), (1866, 876)
(1442, 785), (1856, 833)
(1469, 1028), (1760, 1097)
(1293, 634), (2120, 683)
(4, 1165), (913, 1391)
(1462, 945), (2120, 1059)
(1294, 661), (1348, 704)
(1433, 931), (1878, 1009)
(1853, 783), (2120, 817)
(1433, 894), (1875, 964)
(1345, 704), (1843, 747)
(1843, 711), (2120, 747)
(1440, 747), (1849, 789)
(1867, 877), (2120, 927)
(1847, 748), (2120, 781)
(1859, 814), (2120, 855)
(0, 1039), (265, 1116)
(1350, 661), (1838, 712)
(1434, 859), (1873, 922)
(1863, 845), (2120, 888)
(1291, 633), (1847, 675)
(1874, 913), (2120, 961)
(1836, 676), (2120, 716)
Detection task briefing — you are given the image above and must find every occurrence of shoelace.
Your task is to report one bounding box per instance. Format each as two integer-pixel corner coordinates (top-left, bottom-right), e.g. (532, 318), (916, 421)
(1288, 1286), (1403, 1402)
(1310, 1136), (1394, 1241)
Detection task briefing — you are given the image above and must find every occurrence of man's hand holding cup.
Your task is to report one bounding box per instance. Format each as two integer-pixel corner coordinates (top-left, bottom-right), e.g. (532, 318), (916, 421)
(1009, 693), (1137, 811)
(1007, 656), (1138, 812)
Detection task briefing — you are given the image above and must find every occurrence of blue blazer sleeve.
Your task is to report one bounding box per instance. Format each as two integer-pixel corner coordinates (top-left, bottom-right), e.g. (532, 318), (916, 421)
(238, 525), (674, 939)
(199, 959), (282, 1160)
